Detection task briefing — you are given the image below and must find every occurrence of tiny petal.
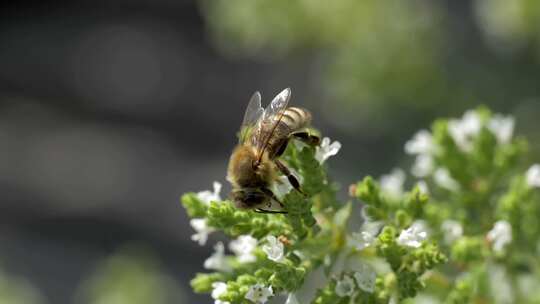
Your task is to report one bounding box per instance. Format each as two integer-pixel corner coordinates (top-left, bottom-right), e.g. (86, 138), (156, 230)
(488, 114), (514, 145)
(380, 168), (406, 199)
(262, 235), (285, 263)
(441, 220), (463, 244)
(285, 293), (299, 304)
(405, 130), (436, 155)
(229, 235), (258, 263)
(204, 242), (231, 271)
(448, 110), (481, 152)
(315, 137), (342, 164)
(526, 164), (540, 188)
(417, 180), (429, 195)
(335, 275), (355, 297)
(211, 282), (228, 299)
(434, 168), (460, 191)
(245, 284), (273, 304)
(412, 154), (435, 177)
(397, 221), (428, 248)
(196, 181), (222, 204)
(353, 263), (376, 293)
(190, 218), (215, 246)
(350, 231), (375, 251)
(487, 264), (514, 304)
(487, 220), (512, 254)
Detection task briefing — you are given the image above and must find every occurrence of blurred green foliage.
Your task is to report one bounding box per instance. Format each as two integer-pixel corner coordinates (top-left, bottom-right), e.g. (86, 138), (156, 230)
(199, 0), (540, 147)
(74, 246), (185, 304)
(0, 269), (44, 304)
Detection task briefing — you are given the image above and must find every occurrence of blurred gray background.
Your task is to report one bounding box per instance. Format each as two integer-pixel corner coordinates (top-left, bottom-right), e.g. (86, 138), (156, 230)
(1, 0), (540, 303)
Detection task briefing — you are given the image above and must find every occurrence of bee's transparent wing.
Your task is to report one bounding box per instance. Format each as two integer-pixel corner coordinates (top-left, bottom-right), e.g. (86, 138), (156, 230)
(255, 88), (291, 156)
(238, 91), (264, 143)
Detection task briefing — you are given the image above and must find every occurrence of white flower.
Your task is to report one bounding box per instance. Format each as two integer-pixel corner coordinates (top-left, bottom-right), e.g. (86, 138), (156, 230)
(380, 168), (406, 199)
(417, 180), (429, 195)
(315, 137), (341, 164)
(229, 235), (258, 263)
(204, 242), (231, 271)
(335, 275), (355, 297)
(197, 181), (222, 204)
(262, 235), (285, 263)
(190, 218), (215, 246)
(488, 264), (514, 304)
(448, 110), (482, 152)
(441, 220), (463, 244)
(487, 220), (512, 254)
(412, 154), (435, 177)
(353, 263), (376, 293)
(488, 114), (514, 145)
(434, 167), (460, 191)
(405, 130), (436, 155)
(285, 293), (299, 304)
(526, 164), (540, 188)
(350, 231), (375, 251)
(245, 284), (273, 304)
(273, 172), (302, 200)
(211, 282), (228, 301)
(397, 221), (428, 248)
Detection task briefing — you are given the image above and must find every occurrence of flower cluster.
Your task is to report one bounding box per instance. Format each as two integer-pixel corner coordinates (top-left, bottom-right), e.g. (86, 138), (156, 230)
(182, 106), (540, 303)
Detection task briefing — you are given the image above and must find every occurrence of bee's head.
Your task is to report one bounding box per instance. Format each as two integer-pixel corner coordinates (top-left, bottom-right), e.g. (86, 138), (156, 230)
(230, 189), (267, 209)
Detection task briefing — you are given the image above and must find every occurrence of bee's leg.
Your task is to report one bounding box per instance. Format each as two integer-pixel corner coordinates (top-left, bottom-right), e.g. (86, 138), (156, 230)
(261, 188), (286, 210)
(274, 139), (289, 158)
(291, 131), (320, 146)
(274, 159), (305, 195)
(255, 208), (288, 214)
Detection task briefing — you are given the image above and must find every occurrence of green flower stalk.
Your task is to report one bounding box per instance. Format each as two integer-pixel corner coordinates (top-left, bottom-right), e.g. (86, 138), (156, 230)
(181, 105), (540, 303)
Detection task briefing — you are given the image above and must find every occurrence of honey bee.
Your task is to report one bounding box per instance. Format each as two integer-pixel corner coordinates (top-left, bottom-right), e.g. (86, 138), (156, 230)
(227, 88), (320, 213)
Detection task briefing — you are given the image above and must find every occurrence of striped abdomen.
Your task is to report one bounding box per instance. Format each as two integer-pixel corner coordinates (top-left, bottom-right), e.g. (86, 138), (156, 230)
(254, 107), (312, 159)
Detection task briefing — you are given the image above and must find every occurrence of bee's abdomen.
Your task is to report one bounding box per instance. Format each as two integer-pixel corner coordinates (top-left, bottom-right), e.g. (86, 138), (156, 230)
(264, 107), (312, 158)
(279, 107), (311, 132)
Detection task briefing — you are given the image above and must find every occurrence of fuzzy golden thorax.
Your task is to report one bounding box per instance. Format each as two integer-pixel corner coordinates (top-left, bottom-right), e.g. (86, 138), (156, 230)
(227, 145), (277, 209)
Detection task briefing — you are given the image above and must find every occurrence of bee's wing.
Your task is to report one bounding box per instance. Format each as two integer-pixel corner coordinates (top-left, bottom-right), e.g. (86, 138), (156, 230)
(238, 91), (264, 143)
(254, 88), (291, 158)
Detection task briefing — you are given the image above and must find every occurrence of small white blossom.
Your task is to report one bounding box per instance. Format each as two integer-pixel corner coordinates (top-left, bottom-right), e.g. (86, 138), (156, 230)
(245, 284), (273, 304)
(262, 235), (285, 263)
(441, 220), (463, 244)
(211, 282), (228, 302)
(417, 180), (429, 195)
(412, 154), (435, 177)
(397, 221), (428, 248)
(526, 164), (540, 188)
(448, 110), (482, 152)
(229, 235), (258, 263)
(197, 181), (222, 204)
(190, 218), (215, 246)
(405, 130), (436, 155)
(488, 264), (514, 304)
(335, 275), (355, 297)
(434, 168), (460, 191)
(487, 220), (512, 254)
(353, 263), (376, 293)
(204, 242), (231, 272)
(273, 172), (302, 200)
(488, 114), (514, 145)
(380, 168), (406, 199)
(315, 137), (341, 164)
(350, 231), (375, 251)
(285, 293), (299, 304)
